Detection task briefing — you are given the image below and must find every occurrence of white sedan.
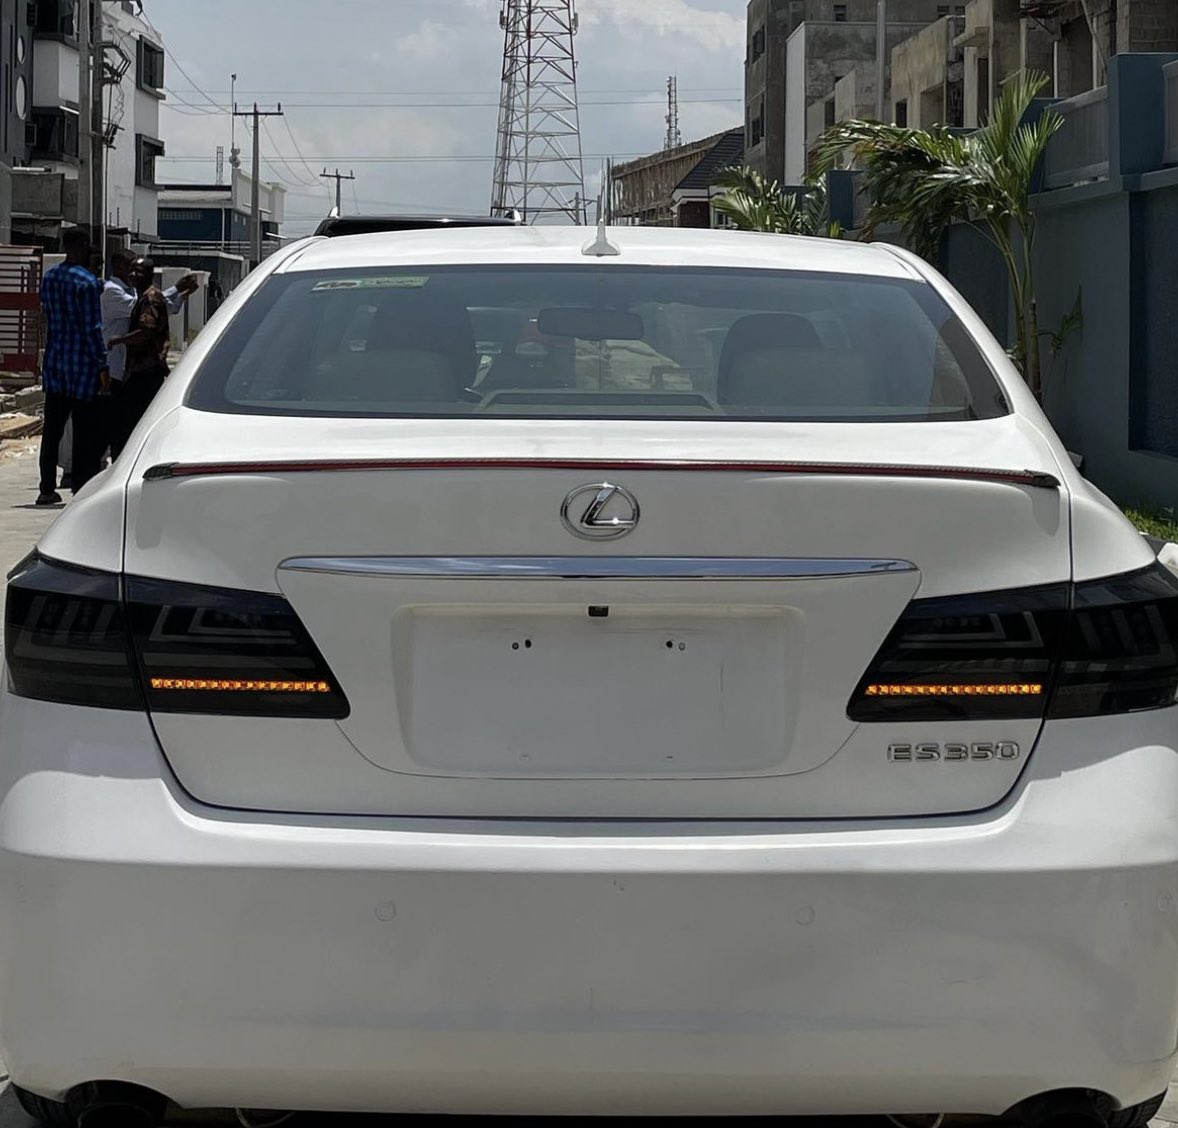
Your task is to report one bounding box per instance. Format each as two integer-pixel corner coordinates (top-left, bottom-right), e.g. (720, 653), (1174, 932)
(2, 225), (1176, 1128)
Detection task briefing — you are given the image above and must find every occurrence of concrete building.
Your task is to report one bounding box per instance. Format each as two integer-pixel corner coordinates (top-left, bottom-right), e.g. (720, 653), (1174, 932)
(787, 17), (938, 181)
(610, 130), (744, 227)
(157, 171), (286, 249)
(954, 0), (1178, 129)
(782, 0), (1178, 183)
(155, 171), (287, 292)
(745, 0), (951, 183)
(20, 0), (166, 245)
(103, 0), (167, 238)
(889, 14), (967, 129)
(0, 0), (34, 243)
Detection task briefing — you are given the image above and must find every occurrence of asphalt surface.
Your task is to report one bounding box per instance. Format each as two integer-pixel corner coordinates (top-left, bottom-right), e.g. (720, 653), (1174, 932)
(2, 444), (1178, 1127)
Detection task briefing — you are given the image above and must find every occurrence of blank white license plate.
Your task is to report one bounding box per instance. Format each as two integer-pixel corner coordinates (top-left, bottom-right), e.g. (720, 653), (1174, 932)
(401, 606), (792, 778)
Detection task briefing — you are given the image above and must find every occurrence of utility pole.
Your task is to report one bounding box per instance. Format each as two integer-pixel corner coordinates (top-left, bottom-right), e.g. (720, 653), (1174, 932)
(92, 0), (106, 263)
(78, 0), (93, 236)
(320, 168), (356, 215)
(233, 101), (283, 269)
(875, 0), (888, 121)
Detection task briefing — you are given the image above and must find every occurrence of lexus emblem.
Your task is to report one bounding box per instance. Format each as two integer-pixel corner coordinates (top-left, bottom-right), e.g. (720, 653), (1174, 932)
(561, 483), (640, 540)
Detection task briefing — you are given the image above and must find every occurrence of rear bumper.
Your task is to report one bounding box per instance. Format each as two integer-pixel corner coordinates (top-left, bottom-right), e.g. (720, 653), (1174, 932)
(1, 692), (1177, 1116)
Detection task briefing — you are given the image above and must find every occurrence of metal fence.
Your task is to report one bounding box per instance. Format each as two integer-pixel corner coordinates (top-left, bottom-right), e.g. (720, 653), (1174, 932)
(0, 246), (42, 375)
(1165, 60), (1178, 167)
(1042, 86), (1110, 189)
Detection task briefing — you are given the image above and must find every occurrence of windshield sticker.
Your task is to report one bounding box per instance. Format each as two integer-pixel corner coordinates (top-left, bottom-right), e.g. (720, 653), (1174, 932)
(311, 276), (430, 292)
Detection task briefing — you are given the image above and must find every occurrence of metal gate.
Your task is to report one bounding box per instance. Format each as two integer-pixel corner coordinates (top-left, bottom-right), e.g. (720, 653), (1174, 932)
(0, 246), (42, 376)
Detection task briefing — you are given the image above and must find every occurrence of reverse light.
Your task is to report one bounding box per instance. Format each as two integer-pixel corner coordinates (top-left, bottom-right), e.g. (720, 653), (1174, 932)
(4, 555), (142, 710)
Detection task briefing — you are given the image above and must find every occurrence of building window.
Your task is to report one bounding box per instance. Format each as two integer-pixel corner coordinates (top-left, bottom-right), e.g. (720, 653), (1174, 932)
(936, 4), (966, 15)
(137, 39), (165, 92)
(751, 26), (766, 62)
(29, 107), (77, 160)
(833, 4), (848, 20)
(750, 97), (765, 147)
(31, 0), (75, 37)
(135, 134), (165, 187)
(895, 100), (908, 127)
(159, 209), (205, 223)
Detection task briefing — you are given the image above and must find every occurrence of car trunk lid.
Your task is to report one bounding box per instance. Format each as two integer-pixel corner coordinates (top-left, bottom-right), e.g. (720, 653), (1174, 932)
(124, 410), (1069, 819)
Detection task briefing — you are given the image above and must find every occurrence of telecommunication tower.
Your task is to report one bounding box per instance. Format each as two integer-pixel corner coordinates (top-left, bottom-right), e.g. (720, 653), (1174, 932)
(491, 1), (587, 224)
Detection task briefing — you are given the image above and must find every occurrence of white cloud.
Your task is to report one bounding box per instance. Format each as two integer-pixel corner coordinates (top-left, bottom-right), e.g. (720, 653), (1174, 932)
(396, 19), (450, 59)
(582, 0), (745, 50)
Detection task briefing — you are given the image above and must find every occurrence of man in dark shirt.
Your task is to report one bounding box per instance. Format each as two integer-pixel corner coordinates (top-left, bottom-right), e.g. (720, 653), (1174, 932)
(37, 227), (109, 506)
(109, 257), (173, 452)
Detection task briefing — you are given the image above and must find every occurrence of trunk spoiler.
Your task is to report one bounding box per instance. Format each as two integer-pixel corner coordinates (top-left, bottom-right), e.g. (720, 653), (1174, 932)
(143, 458), (1061, 490)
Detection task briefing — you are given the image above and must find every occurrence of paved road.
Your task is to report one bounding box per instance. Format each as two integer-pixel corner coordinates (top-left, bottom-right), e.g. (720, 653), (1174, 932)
(2, 445), (1178, 1127)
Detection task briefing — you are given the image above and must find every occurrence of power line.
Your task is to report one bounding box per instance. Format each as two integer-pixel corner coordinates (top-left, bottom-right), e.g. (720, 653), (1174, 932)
(259, 118), (319, 187)
(161, 49), (221, 108)
(167, 85), (743, 97)
(162, 86), (222, 115)
(280, 116), (325, 187)
(160, 153), (651, 165)
(162, 97), (740, 110)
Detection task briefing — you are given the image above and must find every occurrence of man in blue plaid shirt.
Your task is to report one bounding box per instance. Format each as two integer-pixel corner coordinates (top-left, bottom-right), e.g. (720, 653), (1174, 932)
(37, 228), (109, 506)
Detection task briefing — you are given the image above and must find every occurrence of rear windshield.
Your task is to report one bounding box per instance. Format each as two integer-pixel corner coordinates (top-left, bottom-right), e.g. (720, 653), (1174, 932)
(189, 266), (1009, 422)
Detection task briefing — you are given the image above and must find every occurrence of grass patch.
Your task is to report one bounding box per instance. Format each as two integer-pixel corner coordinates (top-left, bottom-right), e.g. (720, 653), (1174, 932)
(1125, 508), (1178, 541)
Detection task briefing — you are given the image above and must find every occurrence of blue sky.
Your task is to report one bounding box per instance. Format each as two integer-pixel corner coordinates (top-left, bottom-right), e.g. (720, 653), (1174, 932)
(148, 0), (749, 232)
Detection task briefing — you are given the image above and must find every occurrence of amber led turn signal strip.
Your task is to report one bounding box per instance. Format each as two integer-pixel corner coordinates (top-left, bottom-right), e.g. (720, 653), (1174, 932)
(150, 679), (334, 694)
(865, 683), (1044, 698)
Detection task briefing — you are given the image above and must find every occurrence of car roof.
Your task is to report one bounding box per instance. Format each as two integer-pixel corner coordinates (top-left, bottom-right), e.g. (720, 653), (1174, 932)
(313, 214), (521, 238)
(280, 225), (921, 280)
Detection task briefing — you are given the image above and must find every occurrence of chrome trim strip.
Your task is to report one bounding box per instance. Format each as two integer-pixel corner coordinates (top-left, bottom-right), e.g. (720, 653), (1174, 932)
(279, 556), (917, 580)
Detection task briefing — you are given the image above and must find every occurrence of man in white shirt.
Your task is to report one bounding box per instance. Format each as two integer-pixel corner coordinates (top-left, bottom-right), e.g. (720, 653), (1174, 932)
(102, 250), (196, 461)
(57, 251), (197, 482)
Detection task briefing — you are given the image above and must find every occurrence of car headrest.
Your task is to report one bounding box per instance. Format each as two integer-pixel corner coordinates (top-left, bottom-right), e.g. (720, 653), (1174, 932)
(717, 314), (823, 404)
(367, 289), (478, 383)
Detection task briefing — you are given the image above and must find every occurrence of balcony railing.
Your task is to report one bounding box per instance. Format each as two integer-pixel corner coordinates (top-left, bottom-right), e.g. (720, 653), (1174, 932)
(1165, 60), (1178, 168)
(1042, 86), (1110, 189)
(1019, 0), (1067, 16)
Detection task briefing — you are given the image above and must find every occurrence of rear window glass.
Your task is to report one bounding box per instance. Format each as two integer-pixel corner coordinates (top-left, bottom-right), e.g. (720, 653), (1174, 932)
(188, 266), (1009, 422)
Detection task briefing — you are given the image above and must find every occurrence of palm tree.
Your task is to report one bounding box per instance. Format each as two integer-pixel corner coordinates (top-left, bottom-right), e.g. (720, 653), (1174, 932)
(810, 72), (1064, 398)
(712, 167), (840, 238)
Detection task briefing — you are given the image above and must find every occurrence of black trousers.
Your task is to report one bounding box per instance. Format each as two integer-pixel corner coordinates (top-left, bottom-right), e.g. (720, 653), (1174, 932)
(39, 392), (106, 495)
(110, 366), (167, 462)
